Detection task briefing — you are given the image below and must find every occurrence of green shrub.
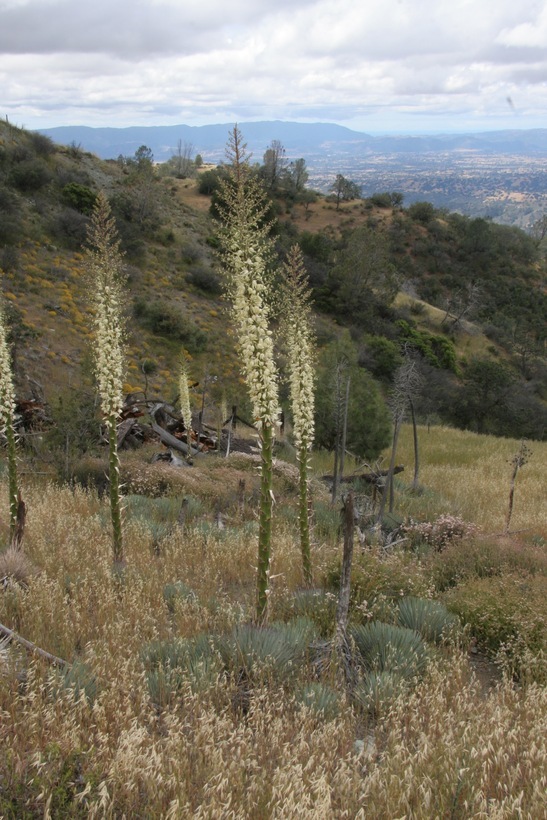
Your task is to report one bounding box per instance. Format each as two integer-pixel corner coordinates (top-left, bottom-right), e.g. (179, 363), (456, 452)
(294, 683), (340, 719)
(133, 298), (207, 351)
(50, 207), (89, 248)
(217, 618), (317, 685)
(396, 319), (458, 372)
(429, 538), (547, 592)
(353, 670), (407, 715)
(407, 201), (435, 224)
(274, 589), (336, 638)
(325, 551), (430, 622)
(351, 621), (431, 679)
(361, 335), (402, 380)
(186, 266), (223, 295)
(444, 573), (547, 682)
(312, 500), (341, 545)
(54, 661), (98, 705)
(72, 458), (109, 496)
(163, 581), (198, 613)
(10, 158), (52, 192)
(28, 131), (56, 157)
(142, 634), (219, 706)
(397, 596), (460, 644)
(402, 514), (478, 553)
(61, 182), (97, 215)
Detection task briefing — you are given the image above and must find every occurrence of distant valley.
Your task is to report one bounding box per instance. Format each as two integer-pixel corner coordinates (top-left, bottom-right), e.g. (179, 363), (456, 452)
(38, 121), (547, 228)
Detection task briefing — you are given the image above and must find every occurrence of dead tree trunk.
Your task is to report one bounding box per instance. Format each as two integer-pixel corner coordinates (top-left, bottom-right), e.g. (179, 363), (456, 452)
(10, 491), (26, 551)
(409, 398), (420, 491)
(335, 492), (355, 686)
(377, 420), (401, 524)
(339, 375), (351, 482)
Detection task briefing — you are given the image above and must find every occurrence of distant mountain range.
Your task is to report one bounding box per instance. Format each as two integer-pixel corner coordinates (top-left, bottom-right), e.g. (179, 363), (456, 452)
(36, 121), (547, 164)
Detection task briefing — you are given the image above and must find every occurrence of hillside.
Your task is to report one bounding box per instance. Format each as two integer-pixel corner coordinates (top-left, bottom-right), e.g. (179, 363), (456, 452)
(0, 119), (546, 461)
(1, 121), (546, 816)
(37, 122), (547, 227)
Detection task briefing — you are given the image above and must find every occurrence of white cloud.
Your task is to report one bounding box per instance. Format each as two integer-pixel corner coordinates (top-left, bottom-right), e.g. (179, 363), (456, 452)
(1, 0), (547, 130)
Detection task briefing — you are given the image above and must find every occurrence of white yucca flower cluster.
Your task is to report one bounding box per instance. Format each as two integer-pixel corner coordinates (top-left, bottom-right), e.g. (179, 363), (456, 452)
(0, 303), (16, 433)
(229, 238), (279, 428)
(288, 342), (315, 452)
(86, 195), (125, 419)
(282, 247), (315, 453)
(93, 283), (125, 418)
(179, 355), (193, 430)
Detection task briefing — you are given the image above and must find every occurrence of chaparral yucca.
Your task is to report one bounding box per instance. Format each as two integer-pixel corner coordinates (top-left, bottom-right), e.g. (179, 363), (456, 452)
(85, 193), (126, 565)
(218, 126), (280, 621)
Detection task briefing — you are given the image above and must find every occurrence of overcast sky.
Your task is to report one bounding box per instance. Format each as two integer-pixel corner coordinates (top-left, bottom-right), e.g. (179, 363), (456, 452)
(1, 0), (547, 133)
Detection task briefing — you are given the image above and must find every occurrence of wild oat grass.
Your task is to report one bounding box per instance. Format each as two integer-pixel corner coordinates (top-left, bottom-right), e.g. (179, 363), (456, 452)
(0, 425), (546, 816)
(393, 424), (547, 535)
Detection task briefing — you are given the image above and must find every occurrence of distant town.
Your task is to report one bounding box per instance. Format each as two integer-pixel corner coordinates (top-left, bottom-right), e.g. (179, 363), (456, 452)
(307, 152), (547, 229)
(38, 121), (547, 229)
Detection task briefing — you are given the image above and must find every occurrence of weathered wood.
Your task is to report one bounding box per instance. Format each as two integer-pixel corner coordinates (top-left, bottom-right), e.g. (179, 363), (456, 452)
(10, 491), (26, 551)
(323, 466), (404, 485)
(150, 422), (200, 457)
(335, 492), (355, 687)
(117, 418), (137, 447)
(0, 621), (69, 668)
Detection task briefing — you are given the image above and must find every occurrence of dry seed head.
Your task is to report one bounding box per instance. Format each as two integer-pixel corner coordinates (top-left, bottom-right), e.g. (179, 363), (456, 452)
(228, 233), (279, 427)
(178, 353), (193, 430)
(85, 194), (126, 418)
(281, 246), (315, 452)
(0, 300), (16, 433)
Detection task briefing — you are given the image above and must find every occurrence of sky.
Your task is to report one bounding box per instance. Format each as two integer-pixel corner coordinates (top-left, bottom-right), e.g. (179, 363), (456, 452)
(1, 0), (547, 134)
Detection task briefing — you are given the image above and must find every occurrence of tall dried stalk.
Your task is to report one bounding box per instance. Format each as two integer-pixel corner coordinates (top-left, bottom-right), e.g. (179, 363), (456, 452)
(85, 193), (126, 565)
(505, 440), (531, 533)
(0, 296), (19, 544)
(218, 126), (280, 621)
(280, 246), (316, 586)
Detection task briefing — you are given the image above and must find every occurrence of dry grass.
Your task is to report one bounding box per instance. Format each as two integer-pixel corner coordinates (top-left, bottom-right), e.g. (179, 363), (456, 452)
(391, 424), (547, 537)
(0, 427), (546, 816)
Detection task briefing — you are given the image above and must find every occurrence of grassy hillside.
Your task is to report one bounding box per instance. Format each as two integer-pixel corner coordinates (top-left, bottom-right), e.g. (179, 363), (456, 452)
(1, 121), (546, 816)
(0, 425), (545, 816)
(0, 122), (546, 446)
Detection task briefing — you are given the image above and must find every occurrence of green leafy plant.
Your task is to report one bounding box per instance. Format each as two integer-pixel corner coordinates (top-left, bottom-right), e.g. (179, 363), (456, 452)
(54, 660), (98, 705)
(217, 618), (317, 685)
(445, 573), (547, 682)
(294, 683), (340, 719)
(351, 621), (431, 679)
(353, 669), (407, 715)
(142, 634), (219, 706)
(397, 597), (460, 644)
(163, 581), (198, 614)
(275, 589), (336, 638)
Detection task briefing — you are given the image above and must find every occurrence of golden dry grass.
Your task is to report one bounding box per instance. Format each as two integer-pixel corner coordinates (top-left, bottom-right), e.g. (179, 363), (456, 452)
(0, 425), (546, 816)
(392, 424), (547, 537)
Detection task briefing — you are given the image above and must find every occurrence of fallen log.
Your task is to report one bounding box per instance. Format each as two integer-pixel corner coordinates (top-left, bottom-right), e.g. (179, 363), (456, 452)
(322, 466), (404, 485)
(150, 422), (200, 457)
(0, 621), (69, 668)
(117, 418), (138, 448)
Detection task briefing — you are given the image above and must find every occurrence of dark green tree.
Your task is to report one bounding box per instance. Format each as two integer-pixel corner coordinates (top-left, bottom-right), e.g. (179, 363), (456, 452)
(330, 174), (361, 209)
(314, 333), (391, 461)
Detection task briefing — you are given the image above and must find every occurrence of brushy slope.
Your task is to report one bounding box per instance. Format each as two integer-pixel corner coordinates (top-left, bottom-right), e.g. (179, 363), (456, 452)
(1, 118), (546, 446)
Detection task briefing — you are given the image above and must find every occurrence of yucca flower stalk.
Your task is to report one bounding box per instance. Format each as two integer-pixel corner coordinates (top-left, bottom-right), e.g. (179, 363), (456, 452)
(85, 193), (126, 565)
(0, 298), (19, 543)
(179, 352), (193, 455)
(280, 245), (316, 586)
(219, 127), (280, 621)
